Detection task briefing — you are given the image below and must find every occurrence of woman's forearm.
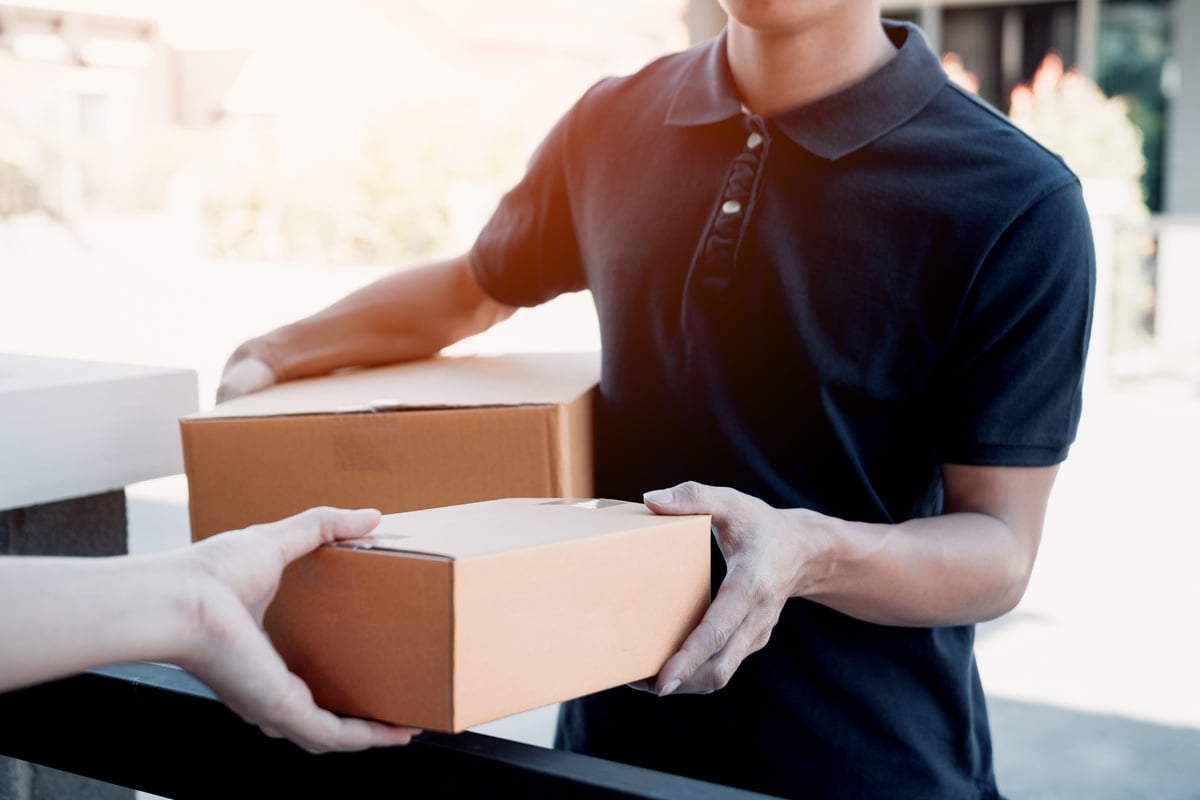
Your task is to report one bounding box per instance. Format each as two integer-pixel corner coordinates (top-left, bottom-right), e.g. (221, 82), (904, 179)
(0, 554), (194, 692)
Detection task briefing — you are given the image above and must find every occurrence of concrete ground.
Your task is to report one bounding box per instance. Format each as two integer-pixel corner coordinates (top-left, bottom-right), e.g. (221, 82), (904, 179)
(3, 212), (1198, 798)
(978, 367), (1200, 800)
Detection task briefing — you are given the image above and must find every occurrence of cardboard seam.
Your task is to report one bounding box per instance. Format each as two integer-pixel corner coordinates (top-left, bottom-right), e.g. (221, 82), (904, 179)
(184, 402), (558, 423)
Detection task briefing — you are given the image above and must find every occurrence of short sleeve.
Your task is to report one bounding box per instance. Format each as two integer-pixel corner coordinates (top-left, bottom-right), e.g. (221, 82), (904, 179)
(934, 179), (1096, 466)
(467, 104), (588, 308)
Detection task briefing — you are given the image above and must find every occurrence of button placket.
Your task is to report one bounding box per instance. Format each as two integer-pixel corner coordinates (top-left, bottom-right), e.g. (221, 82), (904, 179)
(695, 115), (769, 292)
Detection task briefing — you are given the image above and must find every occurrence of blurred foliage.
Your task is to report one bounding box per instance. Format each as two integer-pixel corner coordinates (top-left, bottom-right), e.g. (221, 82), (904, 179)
(78, 125), (201, 213)
(200, 102), (531, 265)
(1, 43), (535, 265)
(0, 50), (45, 218)
(941, 52), (980, 95)
(1008, 52), (1146, 186)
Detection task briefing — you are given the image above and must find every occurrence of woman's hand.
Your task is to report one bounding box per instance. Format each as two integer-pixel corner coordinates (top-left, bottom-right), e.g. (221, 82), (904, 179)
(172, 506), (423, 752)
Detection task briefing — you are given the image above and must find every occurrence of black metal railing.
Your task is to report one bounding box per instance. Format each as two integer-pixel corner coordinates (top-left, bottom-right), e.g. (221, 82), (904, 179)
(0, 662), (781, 799)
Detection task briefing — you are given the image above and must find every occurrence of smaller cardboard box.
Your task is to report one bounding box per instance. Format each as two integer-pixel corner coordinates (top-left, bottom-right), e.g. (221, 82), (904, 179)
(181, 352), (599, 541)
(264, 497), (712, 733)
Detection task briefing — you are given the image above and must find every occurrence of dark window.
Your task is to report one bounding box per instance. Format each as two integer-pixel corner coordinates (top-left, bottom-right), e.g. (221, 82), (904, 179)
(1098, 0), (1171, 211)
(941, 2), (1077, 111)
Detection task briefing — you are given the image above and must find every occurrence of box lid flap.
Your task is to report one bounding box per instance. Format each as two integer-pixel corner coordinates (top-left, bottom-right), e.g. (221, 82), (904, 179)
(189, 351), (600, 420)
(330, 497), (701, 560)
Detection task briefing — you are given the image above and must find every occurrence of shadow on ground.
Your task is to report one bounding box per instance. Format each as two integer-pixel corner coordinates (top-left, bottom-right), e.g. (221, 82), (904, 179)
(990, 697), (1200, 800)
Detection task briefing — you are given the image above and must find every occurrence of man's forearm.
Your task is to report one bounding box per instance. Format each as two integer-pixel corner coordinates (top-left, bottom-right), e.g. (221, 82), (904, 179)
(242, 255), (515, 382)
(637, 474), (1049, 695)
(798, 510), (1038, 628)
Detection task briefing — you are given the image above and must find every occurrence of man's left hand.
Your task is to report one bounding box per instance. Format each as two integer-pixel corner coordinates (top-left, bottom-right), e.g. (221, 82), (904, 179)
(629, 481), (831, 696)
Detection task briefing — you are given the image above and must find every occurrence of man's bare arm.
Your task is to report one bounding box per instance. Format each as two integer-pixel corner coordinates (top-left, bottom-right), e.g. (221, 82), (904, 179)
(636, 463), (1057, 695)
(218, 254), (516, 402)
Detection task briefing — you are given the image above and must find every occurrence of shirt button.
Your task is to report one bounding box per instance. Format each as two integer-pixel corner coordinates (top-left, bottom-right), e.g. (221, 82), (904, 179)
(721, 199), (742, 215)
(746, 132), (763, 149)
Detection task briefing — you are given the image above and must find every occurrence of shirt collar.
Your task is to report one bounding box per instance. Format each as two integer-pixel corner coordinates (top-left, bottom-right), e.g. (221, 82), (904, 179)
(664, 20), (947, 161)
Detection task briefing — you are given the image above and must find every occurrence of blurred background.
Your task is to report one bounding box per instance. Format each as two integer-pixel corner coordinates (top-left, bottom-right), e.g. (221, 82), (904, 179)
(1, 1), (1197, 798)
(2, 0), (1197, 395)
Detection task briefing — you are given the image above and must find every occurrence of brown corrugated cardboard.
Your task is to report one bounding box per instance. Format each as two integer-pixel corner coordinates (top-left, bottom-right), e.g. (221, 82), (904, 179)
(264, 497), (712, 732)
(181, 352), (599, 541)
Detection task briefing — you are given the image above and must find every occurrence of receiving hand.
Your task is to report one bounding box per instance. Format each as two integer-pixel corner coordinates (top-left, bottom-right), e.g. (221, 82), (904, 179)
(170, 506), (423, 752)
(631, 482), (829, 697)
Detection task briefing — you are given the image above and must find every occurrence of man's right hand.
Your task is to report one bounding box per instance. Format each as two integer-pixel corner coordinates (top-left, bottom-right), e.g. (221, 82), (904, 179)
(217, 350), (277, 403)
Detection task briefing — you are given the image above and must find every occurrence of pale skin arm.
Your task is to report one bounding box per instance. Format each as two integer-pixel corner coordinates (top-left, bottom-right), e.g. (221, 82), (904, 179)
(217, 255), (516, 402)
(634, 463), (1057, 696)
(0, 507), (422, 753)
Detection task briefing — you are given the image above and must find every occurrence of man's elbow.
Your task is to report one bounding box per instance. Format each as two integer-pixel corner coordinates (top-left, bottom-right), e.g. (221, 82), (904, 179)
(985, 540), (1040, 620)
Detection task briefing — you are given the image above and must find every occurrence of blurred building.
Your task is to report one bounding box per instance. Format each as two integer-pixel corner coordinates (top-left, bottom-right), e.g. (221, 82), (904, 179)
(0, 1), (168, 218)
(3, 0), (1196, 355)
(0, 0), (688, 258)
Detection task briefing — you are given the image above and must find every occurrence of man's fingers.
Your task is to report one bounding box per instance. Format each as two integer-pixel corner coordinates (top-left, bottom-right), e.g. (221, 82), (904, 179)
(644, 481), (713, 515)
(654, 578), (753, 695)
(216, 356), (276, 404)
(642, 481), (752, 529)
(639, 483), (792, 696)
(655, 600), (778, 696)
(676, 609), (774, 695)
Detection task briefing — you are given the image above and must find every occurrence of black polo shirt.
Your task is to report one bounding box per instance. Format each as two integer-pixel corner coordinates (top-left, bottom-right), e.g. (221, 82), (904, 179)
(470, 20), (1094, 800)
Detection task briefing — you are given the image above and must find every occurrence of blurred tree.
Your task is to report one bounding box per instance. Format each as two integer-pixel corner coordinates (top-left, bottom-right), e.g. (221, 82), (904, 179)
(1008, 51), (1146, 186)
(942, 52), (980, 94)
(200, 99), (531, 266)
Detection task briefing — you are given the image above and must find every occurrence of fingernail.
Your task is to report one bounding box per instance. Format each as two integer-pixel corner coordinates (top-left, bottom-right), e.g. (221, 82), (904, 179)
(658, 679), (681, 697)
(643, 488), (674, 506)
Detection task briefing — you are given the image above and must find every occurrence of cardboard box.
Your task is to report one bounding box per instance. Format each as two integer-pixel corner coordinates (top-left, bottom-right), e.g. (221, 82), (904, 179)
(263, 497), (712, 732)
(181, 352), (599, 541)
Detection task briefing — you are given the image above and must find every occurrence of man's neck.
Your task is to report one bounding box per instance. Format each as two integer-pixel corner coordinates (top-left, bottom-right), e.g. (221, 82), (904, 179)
(725, 9), (897, 118)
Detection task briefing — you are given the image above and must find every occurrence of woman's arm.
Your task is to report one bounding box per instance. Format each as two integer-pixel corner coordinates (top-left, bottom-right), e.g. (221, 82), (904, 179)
(0, 506), (422, 753)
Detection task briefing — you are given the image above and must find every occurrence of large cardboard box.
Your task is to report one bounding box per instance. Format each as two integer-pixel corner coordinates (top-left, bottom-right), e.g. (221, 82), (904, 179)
(264, 497), (712, 732)
(181, 352), (599, 541)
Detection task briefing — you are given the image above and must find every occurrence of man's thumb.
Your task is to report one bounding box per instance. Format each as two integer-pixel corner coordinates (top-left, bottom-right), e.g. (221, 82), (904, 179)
(643, 482), (707, 514)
